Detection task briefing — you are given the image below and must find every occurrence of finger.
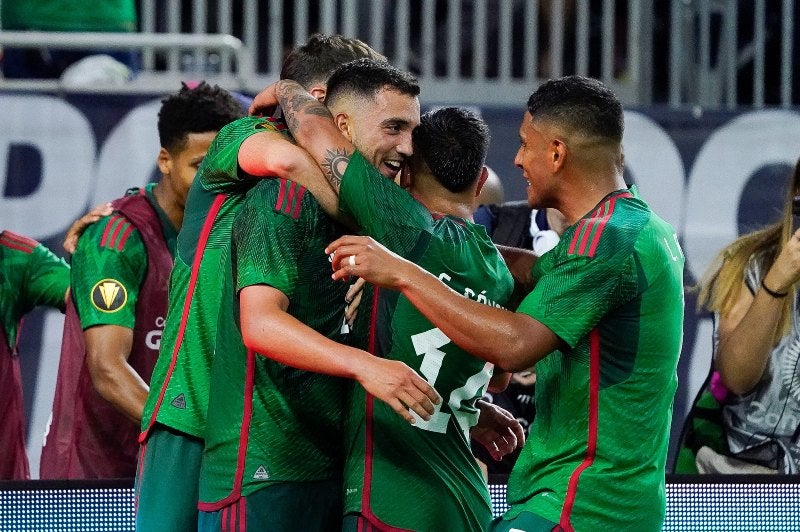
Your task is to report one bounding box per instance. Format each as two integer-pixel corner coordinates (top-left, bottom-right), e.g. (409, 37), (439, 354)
(510, 421), (526, 447)
(346, 278), (366, 302)
(388, 398), (416, 424)
(344, 302), (357, 323)
(495, 435), (515, 456)
(400, 392), (432, 421)
(419, 379), (441, 405)
(330, 244), (366, 270)
(325, 235), (369, 256)
(63, 237), (77, 254)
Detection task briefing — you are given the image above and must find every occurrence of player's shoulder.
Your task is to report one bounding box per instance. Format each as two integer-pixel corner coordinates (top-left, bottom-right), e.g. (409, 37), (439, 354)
(0, 230), (40, 254)
(564, 192), (648, 259)
(80, 212), (142, 253)
(249, 178), (317, 221)
(223, 115), (288, 135)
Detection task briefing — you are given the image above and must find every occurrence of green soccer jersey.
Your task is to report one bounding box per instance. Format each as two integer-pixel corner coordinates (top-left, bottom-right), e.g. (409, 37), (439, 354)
(142, 116), (288, 440)
(71, 184), (177, 330)
(338, 152), (514, 531)
(0, 231), (69, 347)
(507, 187), (684, 531)
(198, 177), (351, 506)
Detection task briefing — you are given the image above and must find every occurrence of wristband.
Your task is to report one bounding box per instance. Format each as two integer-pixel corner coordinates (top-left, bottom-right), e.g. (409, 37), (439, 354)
(761, 278), (788, 298)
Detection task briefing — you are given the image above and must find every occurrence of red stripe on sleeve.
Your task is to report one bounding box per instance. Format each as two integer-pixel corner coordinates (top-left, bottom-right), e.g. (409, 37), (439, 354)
(284, 181), (297, 215)
(275, 180), (287, 212)
(116, 224), (136, 251)
(586, 199), (616, 257)
(567, 220), (585, 255)
(292, 186), (306, 219)
(100, 215), (121, 248)
(1, 231), (38, 252)
(0, 237), (35, 254)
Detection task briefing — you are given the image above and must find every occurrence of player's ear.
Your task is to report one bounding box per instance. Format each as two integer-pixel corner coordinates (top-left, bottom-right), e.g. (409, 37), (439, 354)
(334, 113), (353, 141)
(309, 85), (326, 103)
(157, 147), (172, 176)
(550, 139), (567, 172)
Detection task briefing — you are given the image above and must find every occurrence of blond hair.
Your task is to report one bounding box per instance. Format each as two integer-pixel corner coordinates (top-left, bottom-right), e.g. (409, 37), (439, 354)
(697, 159), (800, 343)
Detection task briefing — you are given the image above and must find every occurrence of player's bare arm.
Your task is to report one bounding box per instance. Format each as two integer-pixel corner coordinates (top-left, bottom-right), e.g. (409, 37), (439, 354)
(273, 79), (355, 193)
(240, 284), (440, 424)
(85, 325), (149, 422)
(238, 130), (341, 218)
(496, 244), (538, 290)
(326, 235), (566, 372)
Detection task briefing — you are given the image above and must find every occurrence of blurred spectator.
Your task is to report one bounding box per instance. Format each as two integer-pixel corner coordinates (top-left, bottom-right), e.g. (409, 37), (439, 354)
(1, 0), (138, 79)
(0, 231), (69, 480)
(680, 157), (800, 474)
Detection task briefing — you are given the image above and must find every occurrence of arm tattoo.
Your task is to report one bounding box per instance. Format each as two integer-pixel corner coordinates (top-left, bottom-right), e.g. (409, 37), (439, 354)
(321, 148), (351, 190)
(276, 80), (332, 136)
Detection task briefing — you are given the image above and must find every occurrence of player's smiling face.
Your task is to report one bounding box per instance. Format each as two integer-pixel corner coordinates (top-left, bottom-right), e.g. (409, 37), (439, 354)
(348, 87), (420, 179)
(514, 111), (557, 209)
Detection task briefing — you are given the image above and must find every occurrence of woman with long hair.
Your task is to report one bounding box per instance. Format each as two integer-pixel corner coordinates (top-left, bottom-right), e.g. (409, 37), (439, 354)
(695, 158), (800, 473)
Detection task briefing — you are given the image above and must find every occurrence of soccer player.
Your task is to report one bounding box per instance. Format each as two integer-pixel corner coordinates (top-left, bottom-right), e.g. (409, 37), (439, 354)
(0, 231), (69, 480)
(195, 57), (444, 531)
(136, 35), (432, 532)
(260, 59), (518, 531)
(325, 76), (686, 531)
(40, 82), (244, 479)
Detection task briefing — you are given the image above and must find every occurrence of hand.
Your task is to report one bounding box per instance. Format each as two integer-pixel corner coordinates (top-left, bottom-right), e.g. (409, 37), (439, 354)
(764, 228), (800, 293)
(63, 202), (113, 254)
(356, 356), (441, 425)
(326, 235), (413, 288)
(344, 277), (366, 329)
(470, 400), (525, 461)
(248, 82), (280, 116)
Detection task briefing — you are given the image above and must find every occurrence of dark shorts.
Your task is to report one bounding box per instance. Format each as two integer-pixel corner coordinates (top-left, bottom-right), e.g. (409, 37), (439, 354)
(489, 510), (560, 532)
(135, 423), (203, 532)
(198, 479), (342, 532)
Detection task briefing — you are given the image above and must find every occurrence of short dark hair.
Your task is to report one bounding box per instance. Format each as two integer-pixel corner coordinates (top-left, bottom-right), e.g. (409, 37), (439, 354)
(325, 58), (420, 107)
(411, 107), (490, 193)
(527, 75), (624, 142)
(158, 82), (245, 152)
(280, 34), (386, 88)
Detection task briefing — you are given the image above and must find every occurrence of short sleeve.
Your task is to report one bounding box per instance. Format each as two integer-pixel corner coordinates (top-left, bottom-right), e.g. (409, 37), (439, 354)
(200, 116), (289, 194)
(233, 180), (312, 297)
(22, 242), (70, 312)
(71, 214), (146, 329)
(517, 253), (638, 348)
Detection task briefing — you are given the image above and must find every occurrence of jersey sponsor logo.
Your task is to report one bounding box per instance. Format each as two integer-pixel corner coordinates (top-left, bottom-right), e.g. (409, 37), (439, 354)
(90, 279), (128, 312)
(253, 465), (270, 480)
(170, 393), (186, 409)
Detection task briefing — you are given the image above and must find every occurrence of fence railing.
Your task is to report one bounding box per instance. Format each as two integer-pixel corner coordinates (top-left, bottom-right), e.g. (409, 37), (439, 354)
(0, 0), (795, 108)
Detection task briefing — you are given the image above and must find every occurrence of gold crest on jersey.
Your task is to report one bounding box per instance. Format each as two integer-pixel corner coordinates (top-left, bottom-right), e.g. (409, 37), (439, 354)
(90, 279), (128, 312)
